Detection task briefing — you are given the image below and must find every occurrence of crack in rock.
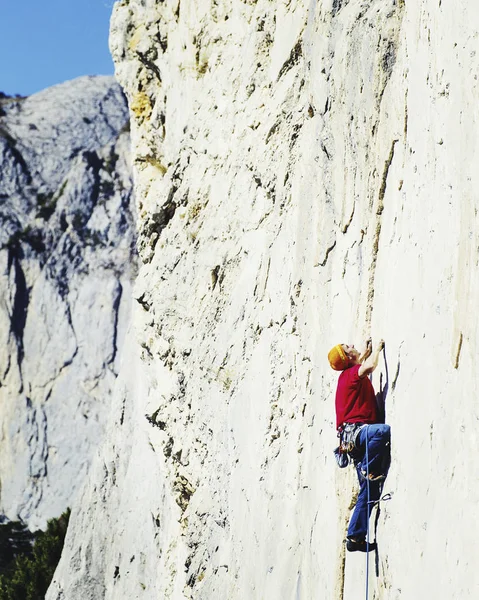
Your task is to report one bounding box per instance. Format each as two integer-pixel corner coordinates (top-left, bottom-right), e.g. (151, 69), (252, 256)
(366, 139), (398, 325)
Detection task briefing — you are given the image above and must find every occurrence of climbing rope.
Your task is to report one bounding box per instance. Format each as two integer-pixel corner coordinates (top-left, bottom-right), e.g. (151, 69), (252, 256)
(364, 428), (392, 599)
(365, 426), (370, 600)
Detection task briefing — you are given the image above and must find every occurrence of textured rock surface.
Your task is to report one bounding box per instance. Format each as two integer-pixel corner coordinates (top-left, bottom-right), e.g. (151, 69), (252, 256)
(49, 1), (479, 599)
(0, 76), (137, 530)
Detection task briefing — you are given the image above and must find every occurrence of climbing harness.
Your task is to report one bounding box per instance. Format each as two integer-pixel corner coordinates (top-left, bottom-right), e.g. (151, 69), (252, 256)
(338, 422), (367, 455)
(334, 422), (367, 469)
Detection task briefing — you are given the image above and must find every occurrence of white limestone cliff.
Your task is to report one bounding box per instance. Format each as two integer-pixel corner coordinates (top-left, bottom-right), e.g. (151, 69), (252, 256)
(0, 76), (137, 530)
(48, 1), (479, 598)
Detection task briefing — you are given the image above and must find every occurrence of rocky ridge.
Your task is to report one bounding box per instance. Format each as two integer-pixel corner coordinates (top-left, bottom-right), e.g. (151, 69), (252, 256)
(49, 2), (479, 599)
(0, 76), (136, 530)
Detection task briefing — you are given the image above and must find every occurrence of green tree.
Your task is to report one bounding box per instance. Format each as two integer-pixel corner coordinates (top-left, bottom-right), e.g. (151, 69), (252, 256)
(0, 509), (70, 600)
(0, 520), (34, 575)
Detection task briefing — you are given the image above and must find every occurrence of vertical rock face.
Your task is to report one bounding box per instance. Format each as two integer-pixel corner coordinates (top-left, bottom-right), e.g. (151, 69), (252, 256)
(49, 2), (479, 599)
(0, 76), (137, 530)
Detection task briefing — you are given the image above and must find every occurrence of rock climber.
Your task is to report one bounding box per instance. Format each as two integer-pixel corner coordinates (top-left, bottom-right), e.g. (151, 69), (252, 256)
(328, 339), (391, 553)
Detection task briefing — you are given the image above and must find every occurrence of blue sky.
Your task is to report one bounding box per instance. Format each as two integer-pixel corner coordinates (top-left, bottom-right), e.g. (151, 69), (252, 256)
(0, 0), (116, 97)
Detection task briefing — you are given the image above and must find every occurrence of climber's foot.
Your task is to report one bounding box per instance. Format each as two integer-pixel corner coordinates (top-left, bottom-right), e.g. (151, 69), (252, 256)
(346, 537), (377, 553)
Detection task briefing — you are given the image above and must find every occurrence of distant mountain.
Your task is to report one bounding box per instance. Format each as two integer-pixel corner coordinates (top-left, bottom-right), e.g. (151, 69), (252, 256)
(0, 75), (136, 530)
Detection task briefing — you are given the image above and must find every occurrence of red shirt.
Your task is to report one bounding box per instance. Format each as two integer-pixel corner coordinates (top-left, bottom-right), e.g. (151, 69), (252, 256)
(335, 364), (378, 430)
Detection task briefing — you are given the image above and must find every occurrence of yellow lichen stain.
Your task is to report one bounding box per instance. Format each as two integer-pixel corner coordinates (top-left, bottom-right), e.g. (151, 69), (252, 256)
(188, 202), (203, 221)
(348, 488), (359, 511)
(188, 230), (199, 243)
(197, 58), (209, 76)
(453, 331), (463, 369)
(145, 156), (167, 175)
(128, 25), (146, 52)
(217, 368), (233, 391)
(130, 91), (153, 122)
(197, 571), (205, 582)
(135, 155), (167, 175)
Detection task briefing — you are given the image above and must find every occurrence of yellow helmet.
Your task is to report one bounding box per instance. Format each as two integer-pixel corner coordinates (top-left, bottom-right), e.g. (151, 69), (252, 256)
(328, 344), (349, 371)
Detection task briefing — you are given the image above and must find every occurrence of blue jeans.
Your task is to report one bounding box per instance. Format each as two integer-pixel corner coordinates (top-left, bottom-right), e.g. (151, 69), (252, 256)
(347, 424), (391, 540)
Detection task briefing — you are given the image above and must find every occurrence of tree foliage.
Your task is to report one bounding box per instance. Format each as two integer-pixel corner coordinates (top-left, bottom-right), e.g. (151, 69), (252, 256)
(0, 509), (70, 600)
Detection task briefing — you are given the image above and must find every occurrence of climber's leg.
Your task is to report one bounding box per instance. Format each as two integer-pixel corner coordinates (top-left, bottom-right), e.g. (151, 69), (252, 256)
(357, 423), (391, 478)
(347, 463), (382, 542)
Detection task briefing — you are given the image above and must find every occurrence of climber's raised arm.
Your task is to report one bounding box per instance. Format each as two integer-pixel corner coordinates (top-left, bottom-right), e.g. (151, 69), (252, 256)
(358, 338), (372, 363)
(358, 339), (384, 378)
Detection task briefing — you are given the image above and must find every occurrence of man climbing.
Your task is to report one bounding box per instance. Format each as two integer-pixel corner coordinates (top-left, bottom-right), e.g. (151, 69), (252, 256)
(328, 339), (390, 553)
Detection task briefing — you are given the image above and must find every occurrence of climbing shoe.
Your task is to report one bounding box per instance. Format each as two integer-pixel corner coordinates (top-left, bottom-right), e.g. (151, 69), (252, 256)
(346, 538), (377, 553)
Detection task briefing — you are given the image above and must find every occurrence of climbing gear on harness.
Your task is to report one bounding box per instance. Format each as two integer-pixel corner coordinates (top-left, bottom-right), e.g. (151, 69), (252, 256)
(360, 470), (386, 482)
(333, 446), (349, 468)
(368, 492), (392, 506)
(339, 422), (366, 454)
(334, 422), (366, 468)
